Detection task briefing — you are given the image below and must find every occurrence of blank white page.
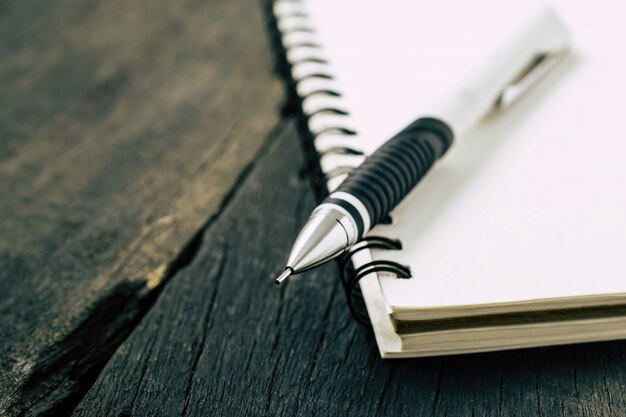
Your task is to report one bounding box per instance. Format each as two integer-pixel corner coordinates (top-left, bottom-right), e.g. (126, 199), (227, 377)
(299, 0), (626, 313)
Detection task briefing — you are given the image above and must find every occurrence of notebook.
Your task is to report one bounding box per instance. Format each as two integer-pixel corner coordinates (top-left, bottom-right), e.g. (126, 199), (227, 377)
(271, 0), (626, 358)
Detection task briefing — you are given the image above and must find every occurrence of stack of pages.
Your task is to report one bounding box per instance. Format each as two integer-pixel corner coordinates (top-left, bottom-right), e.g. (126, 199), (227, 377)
(273, 0), (626, 357)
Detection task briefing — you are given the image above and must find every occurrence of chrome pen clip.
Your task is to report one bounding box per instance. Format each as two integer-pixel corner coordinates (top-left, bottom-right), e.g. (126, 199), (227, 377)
(494, 7), (570, 110)
(496, 50), (568, 109)
(431, 6), (570, 135)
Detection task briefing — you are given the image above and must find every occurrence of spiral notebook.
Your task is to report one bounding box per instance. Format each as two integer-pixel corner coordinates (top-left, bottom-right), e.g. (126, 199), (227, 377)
(271, 0), (626, 358)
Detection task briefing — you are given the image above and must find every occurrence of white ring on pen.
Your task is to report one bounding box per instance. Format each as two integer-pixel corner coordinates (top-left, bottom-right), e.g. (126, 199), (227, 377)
(329, 191), (371, 234)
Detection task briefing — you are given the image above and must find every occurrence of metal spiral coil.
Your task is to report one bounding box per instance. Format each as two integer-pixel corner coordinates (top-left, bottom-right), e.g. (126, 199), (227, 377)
(270, 0), (412, 326)
(339, 237), (411, 326)
(272, 0), (363, 165)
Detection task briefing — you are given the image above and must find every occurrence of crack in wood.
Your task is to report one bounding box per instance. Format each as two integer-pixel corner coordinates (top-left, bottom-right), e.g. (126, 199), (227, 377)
(8, 119), (289, 417)
(431, 359), (445, 417)
(181, 246), (228, 417)
(125, 326), (160, 416)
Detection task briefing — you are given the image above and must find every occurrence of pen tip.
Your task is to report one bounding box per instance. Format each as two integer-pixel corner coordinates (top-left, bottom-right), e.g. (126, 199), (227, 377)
(275, 268), (293, 286)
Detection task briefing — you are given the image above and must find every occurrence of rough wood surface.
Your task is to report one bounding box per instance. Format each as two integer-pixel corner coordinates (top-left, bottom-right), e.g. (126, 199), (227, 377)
(0, 0), (282, 415)
(73, 119), (626, 417)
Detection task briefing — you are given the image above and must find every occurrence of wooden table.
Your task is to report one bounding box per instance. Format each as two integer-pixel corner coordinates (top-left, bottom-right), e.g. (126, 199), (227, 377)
(2, 1), (625, 416)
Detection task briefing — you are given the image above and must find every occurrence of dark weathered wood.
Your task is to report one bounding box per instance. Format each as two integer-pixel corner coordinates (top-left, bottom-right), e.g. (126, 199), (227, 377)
(0, 0), (282, 415)
(73, 119), (626, 417)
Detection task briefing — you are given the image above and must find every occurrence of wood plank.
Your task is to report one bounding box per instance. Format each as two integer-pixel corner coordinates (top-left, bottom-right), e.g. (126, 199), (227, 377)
(0, 0), (283, 415)
(72, 118), (626, 417)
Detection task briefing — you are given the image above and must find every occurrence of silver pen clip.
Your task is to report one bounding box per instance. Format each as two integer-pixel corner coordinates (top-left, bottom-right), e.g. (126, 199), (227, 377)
(496, 49), (568, 109)
(430, 6), (570, 135)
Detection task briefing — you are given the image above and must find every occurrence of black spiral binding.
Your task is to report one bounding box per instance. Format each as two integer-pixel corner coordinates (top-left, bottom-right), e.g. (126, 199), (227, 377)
(339, 237), (411, 325)
(267, 0), (412, 326)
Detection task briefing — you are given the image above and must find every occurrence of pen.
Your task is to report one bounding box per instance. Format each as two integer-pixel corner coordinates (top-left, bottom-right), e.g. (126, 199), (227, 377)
(276, 7), (569, 285)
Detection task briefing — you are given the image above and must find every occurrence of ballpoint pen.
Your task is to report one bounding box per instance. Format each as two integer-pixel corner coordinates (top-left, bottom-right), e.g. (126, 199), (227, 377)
(275, 7), (570, 285)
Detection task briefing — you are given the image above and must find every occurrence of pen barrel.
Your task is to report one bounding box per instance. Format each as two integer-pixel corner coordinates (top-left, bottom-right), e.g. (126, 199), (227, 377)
(331, 117), (453, 232)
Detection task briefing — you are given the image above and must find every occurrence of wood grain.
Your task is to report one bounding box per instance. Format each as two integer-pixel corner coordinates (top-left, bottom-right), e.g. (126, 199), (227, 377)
(73, 119), (626, 417)
(0, 0), (283, 415)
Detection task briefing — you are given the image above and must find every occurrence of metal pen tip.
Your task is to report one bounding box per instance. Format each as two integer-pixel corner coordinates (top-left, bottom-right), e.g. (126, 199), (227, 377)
(275, 268), (293, 286)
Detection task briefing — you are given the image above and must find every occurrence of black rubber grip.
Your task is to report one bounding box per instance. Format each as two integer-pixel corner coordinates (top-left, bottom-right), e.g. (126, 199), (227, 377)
(328, 117), (454, 233)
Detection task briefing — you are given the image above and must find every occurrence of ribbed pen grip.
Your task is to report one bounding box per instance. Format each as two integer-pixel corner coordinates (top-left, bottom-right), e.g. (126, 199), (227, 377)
(331, 117), (454, 231)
